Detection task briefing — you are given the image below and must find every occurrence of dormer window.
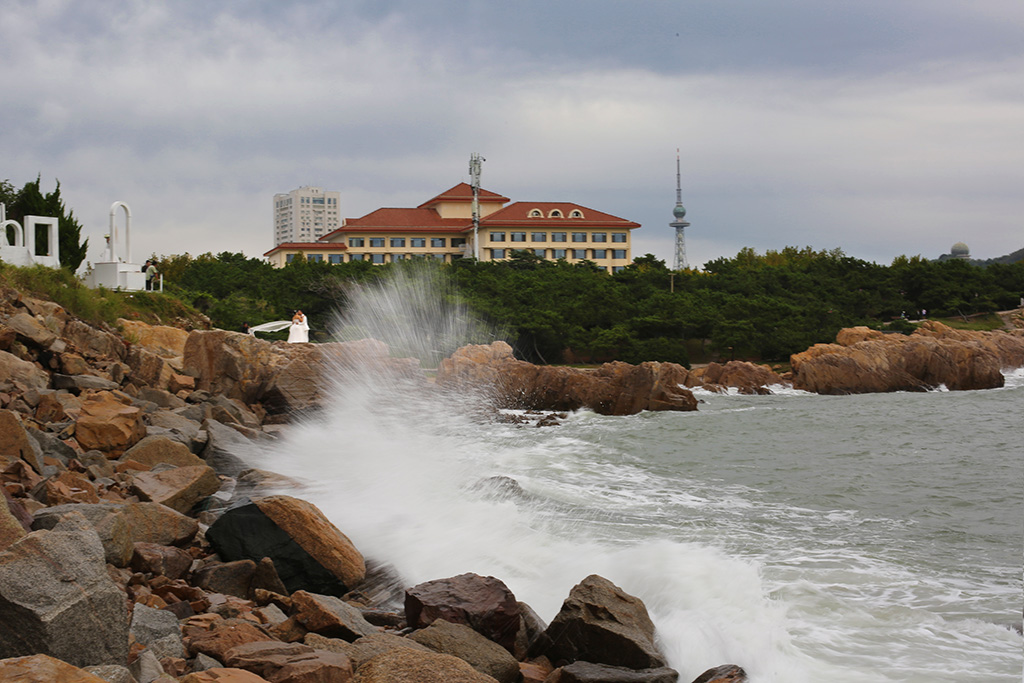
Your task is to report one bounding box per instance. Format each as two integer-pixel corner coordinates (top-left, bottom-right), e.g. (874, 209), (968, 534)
(569, 209), (584, 218)
(528, 209), (543, 218)
(548, 209), (563, 218)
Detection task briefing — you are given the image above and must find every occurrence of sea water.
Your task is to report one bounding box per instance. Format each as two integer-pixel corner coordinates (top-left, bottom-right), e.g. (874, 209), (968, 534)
(245, 272), (1023, 683)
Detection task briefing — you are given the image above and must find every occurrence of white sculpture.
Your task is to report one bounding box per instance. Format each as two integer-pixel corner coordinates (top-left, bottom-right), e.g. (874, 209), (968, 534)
(82, 201), (149, 291)
(0, 203), (60, 268)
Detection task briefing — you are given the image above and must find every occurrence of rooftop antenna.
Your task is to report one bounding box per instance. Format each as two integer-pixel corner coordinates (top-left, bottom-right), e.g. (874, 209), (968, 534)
(469, 153), (484, 260)
(670, 148), (691, 270)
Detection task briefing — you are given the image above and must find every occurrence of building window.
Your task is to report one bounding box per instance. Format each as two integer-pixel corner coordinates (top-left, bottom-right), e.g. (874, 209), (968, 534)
(490, 232), (506, 242)
(571, 232), (587, 242)
(510, 232), (526, 242)
(571, 249), (587, 260)
(551, 232), (567, 242)
(592, 233), (607, 243)
(409, 238), (426, 248)
(329, 254), (343, 264)
(612, 232), (627, 243)
(371, 254), (385, 264)
(350, 254), (365, 261)
(451, 238), (467, 247)
(553, 249), (567, 259)
(612, 249), (627, 259)
(307, 254), (323, 262)
(528, 209), (543, 217)
(286, 254), (296, 263)
(570, 210), (584, 218)
(491, 248), (506, 259)
(390, 238), (406, 248)
(349, 237), (365, 247)
(592, 249), (607, 259)
(392, 254), (405, 262)
(612, 266), (625, 273)
(369, 238), (385, 248)
(432, 253), (446, 261)
(533, 249), (547, 258)
(549, 209), (563, 218)
(431, 237), (446, 247)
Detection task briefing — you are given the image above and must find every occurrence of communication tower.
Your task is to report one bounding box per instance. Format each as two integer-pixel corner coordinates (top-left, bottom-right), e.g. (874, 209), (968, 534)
(670, 149), (690, 270)
(469, 153), (484, 260)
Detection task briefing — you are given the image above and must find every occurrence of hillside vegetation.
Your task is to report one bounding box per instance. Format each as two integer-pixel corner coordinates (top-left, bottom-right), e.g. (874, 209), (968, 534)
(153, 247), (1023, 365)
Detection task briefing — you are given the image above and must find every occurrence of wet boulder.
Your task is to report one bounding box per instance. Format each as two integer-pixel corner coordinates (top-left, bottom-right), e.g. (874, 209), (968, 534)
(405, 572), (520, 653)
(529, 574), (667, 670)
(206, 495), (366, 596)
(691, 664), (748, 683)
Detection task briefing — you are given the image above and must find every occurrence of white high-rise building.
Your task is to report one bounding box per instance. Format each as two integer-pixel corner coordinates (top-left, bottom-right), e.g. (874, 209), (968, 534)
(273, 186), (341, 246)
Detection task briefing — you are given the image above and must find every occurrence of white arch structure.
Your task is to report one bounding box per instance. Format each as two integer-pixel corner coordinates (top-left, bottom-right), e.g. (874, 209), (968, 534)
(109, 201), (132, 263)
(0, 203), (59, 268)
(82, 201), (147, 291)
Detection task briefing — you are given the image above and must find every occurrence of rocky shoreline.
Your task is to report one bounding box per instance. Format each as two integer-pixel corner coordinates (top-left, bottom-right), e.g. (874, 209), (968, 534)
(1, 286), (1022, 682)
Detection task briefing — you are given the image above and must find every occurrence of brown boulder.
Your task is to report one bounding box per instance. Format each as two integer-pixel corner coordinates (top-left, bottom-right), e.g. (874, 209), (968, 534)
(185, 619), (278, 660)
(290, 591), (379, 641)
(694, 361), (783, 395)
(6, 312), (58, 349)
(353, 647), (498, 683)
(304, 632), (431, 670)
(74, 391), (146, 457)
(405, 573), (520, 653)
(529, 574), (666, 670)
(118, 319), (189, 358)
(223, 640), (354, 682)
(180, 669), (272, 682)
(436, 342), (696, 416)
(62, 319), (126, 360)
(126, 345), (176, 390)
(122, 435), (205, 469)
(408, 619), (520, 683)
(0, 409), (44, 473)
(0, 493), (29, 552)
(131, 542), (194, 579)
(130, 464), (221, 513)
(0, 654), (109, 682)
(691, 664), (748, 683)
(546, 661), (680, 682)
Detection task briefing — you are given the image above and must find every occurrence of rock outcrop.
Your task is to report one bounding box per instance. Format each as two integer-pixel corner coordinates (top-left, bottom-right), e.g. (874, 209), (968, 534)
(791, 322), (1024, 394)
(436, 342), (698, 415)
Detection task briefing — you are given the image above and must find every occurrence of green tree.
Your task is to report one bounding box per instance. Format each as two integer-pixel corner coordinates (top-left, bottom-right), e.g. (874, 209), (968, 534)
(4, 176), (89, 271)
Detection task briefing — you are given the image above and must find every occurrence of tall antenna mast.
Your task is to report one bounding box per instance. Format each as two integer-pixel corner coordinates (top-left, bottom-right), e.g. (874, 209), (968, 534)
(469, 153), (484, 260)
(670, 148), (691, 270)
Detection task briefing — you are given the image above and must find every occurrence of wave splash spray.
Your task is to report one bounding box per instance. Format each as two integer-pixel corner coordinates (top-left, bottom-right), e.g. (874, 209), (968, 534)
(252, 264), (815, 682)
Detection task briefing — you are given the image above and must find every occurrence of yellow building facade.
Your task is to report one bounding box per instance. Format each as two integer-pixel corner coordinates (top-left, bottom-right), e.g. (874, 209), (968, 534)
(264, 183), (640, 272)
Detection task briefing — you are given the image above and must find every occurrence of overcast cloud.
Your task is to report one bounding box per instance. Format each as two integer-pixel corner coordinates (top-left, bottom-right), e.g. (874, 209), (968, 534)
(2, 0), (1021, 269)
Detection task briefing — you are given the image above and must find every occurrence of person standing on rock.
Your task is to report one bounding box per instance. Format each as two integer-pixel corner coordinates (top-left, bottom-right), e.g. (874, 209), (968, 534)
(288, 310), (309, 343)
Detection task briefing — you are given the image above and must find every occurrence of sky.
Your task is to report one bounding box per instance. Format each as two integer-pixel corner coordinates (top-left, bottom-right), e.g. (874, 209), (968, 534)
(2, 0), (1022, 270)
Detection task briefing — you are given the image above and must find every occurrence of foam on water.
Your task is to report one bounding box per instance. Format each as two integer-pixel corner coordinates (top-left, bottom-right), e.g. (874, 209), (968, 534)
(246, 269), (1022, 683)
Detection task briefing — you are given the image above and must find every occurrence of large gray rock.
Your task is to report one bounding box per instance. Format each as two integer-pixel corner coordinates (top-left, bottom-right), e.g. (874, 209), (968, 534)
(25, 426), (77, 466)
(147, 410), (202, 445)
(405, 573), (520, 653)
(291, 590), (379, 641)
(130, 603), (185, 659)
(200, 419), (252, 477)
(6, 312), (58, 348)
(51, 373), (120, 392)
(85, 664), (140, 683)
(529, 574), (667, 670)
(408, 619), (520, 683)
(0, 349), (50, 390)
(62, 319), (127, 360)
(32, 503), (133, 567)
(0, 512), (129, 666)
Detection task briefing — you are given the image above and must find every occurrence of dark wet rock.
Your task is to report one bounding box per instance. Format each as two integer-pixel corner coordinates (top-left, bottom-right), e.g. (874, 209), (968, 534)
(690, 664), (748, 683)
(405, 572), (520, 654)
(529, 574), (667, 670)
(206, 496), (365, 597)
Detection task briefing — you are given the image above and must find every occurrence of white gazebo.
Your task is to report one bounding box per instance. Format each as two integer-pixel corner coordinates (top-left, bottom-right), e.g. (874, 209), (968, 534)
(82, 202), (151, 291)
(0, 203), (60, 268)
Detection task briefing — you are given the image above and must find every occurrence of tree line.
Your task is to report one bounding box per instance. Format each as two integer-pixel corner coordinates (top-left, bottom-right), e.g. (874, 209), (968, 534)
(155, 246), (1023, 365)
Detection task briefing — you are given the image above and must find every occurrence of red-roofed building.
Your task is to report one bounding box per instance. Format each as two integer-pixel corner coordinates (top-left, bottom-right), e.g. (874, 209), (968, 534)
(264, 183), (640, 271)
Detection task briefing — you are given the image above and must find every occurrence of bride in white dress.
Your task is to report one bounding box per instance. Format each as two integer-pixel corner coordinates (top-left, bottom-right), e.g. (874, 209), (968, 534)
(287, 310), (309, 343)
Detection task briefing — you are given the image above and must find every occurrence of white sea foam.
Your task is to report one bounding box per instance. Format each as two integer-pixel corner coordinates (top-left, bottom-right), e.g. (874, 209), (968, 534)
(247, 267), (1022, 683)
